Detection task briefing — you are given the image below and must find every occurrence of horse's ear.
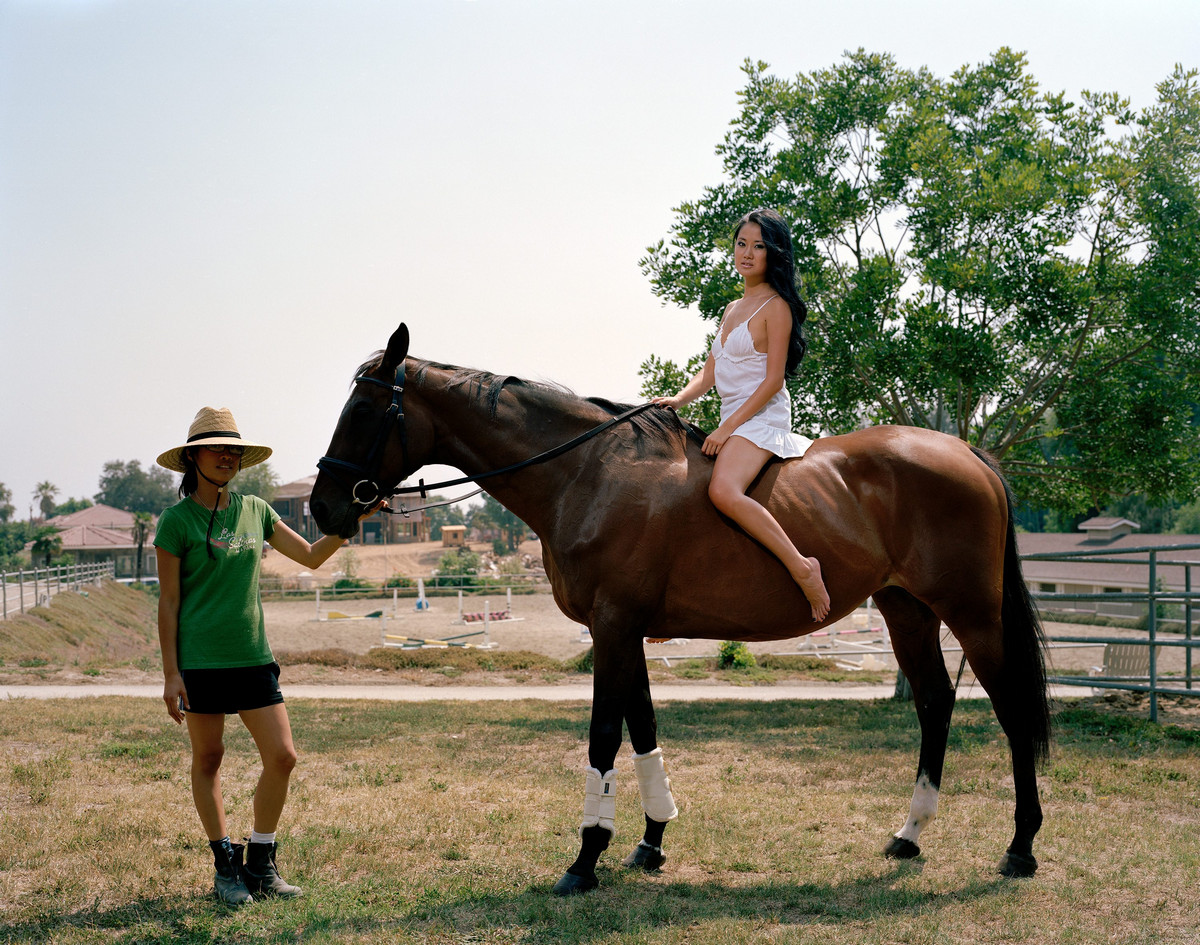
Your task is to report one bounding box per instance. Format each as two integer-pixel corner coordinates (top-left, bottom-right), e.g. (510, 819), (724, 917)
(383, 323), (410, 369)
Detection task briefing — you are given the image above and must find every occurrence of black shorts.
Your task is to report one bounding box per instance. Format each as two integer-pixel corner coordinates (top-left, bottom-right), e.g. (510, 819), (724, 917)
(181, 662), (284, 715)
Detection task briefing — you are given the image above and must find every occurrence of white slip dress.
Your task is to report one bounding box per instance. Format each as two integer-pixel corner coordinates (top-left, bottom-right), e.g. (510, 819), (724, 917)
(712, 298), (813, 459)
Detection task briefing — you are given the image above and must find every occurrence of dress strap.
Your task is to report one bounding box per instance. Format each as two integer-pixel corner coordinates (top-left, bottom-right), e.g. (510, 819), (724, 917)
(717, 294), (780, 349)
(746, 294), (778, 320)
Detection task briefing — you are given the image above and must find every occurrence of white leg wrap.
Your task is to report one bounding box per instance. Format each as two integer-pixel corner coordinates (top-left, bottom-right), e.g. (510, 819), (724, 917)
(580, 767), (617, 837)
(895, 773), (938, 844)
(632, 748), (678, 823)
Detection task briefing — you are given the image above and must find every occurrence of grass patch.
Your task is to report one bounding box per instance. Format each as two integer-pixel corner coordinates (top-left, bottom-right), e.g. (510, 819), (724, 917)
(1, 696), (1198, 943)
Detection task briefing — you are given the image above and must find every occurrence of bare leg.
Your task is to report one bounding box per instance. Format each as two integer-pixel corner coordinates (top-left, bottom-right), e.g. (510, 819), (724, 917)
(238, 703), (298, 834)
(186, 712), (229, 841)
(709, 436), (830, 621)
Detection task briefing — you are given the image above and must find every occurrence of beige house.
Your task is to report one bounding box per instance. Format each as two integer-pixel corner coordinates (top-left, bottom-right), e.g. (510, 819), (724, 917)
(1018, 517), (1200, 622)
(270, 476), (430, 545)
(38, 504), (157, 580)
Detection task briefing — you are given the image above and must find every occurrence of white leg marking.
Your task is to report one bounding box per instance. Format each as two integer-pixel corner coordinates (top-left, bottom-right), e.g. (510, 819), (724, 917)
(895, 773), (939, 843)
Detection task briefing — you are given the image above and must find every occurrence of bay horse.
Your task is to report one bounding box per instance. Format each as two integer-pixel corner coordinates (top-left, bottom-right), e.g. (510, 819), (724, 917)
(310, 324), (1051, 895)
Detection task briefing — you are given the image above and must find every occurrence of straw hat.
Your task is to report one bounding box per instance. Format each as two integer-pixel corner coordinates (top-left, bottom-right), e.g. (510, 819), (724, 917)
(156, 406), (273, 472)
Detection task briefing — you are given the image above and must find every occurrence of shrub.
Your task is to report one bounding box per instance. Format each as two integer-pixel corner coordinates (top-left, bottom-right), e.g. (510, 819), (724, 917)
(717, 640), (756, 670)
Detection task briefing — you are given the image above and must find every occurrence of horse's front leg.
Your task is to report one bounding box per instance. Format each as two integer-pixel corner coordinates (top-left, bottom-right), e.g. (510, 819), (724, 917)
(552, 625), (648, 896)
(620, 647), (677, 872)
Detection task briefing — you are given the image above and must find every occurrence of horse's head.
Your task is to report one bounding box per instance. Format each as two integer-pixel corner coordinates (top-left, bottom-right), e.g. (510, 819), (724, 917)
(311, 323), (431, 538)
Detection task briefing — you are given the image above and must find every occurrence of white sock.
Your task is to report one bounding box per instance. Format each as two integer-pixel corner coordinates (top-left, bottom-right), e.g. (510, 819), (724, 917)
(250, 830), (276, 845)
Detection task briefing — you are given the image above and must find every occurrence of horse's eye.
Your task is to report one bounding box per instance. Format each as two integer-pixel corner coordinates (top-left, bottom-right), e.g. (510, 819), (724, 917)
(351, 402), (375, 422)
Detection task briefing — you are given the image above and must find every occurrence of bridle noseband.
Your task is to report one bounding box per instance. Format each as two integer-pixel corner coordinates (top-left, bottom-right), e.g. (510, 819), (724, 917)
(316, 362), (409, 509)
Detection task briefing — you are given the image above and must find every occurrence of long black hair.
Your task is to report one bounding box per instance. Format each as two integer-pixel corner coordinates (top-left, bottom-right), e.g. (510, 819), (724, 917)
(733, 208), (809, 377)
(178, 450), (199, 499)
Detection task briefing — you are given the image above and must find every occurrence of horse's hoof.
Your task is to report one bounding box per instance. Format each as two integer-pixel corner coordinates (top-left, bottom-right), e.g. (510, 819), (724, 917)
(621, 842), (666, 872)
(884, 837), (921, 860)
(552, 870), (598, 896)
(998, 851), (1038, 878)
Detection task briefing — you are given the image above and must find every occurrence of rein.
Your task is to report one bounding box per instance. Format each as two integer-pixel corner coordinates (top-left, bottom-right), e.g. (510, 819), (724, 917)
(317, 363), (659, 516)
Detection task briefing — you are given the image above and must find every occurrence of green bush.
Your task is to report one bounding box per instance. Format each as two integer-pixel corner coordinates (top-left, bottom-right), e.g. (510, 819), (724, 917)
(717, 640), (756, 670)
(434, 548), (480, 587)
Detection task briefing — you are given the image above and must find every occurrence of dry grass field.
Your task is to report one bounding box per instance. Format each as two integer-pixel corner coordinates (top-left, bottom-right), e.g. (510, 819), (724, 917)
(3, 579), (1200, 942)
(2, 695), (1199, 944)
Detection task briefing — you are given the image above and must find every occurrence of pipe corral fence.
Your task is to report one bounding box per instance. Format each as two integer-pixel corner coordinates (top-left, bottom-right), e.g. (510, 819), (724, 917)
(0, 561), (116, 620)
(1027, 542), (1200, 723)
(10, 546), (1195, 722)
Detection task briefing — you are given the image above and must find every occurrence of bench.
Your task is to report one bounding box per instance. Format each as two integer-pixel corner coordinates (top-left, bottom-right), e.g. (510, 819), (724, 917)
(1091, 643), (1161, 678)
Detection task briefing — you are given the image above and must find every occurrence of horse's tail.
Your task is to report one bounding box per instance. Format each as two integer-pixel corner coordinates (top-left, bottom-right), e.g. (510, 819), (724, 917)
(971, 447), (1052, 765)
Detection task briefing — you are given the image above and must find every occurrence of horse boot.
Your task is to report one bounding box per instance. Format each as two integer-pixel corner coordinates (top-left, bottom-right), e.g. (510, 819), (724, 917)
(243, 841), (303, 898)
(211, 839), (254, 907)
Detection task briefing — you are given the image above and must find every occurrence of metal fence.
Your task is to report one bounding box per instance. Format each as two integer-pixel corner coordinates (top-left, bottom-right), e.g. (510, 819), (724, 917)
(0, 561), (115, 620)
(1028, 543), (1200, 722)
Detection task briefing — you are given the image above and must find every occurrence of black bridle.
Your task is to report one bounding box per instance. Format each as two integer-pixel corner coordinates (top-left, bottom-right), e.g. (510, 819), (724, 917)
(317, 363), (659, 516)
(316, 361), (411, 511)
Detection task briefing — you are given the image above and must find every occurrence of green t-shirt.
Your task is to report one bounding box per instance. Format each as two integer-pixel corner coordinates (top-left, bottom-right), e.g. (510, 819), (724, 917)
(154, 493), (281, 670)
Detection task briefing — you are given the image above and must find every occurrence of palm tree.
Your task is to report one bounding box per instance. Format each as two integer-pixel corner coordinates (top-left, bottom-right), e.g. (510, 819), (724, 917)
(31, 527), (62, 567)
(132, 512), (152, 583)
(33, 481), (59, 521)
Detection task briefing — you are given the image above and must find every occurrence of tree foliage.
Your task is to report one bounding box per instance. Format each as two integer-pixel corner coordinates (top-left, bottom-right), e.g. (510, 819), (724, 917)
(640, 50), (1200, 511)
(230, 462), (280, 503)
(34, 481), (59, 520)
(94, 460), (177, 515)
(467, 494), (530, 553)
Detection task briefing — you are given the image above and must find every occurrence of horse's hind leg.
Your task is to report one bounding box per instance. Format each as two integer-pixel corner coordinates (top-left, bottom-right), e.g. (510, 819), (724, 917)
(959, 637), (1045, 877)
(873, 587), (956, 862)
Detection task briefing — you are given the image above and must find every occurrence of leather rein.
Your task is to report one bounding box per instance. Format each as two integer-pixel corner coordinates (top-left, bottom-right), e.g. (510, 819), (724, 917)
(317, 362), (658, 518)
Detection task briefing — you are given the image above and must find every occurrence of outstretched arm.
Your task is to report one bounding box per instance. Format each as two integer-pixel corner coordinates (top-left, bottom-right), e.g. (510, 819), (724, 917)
(267, 502), (386, 569)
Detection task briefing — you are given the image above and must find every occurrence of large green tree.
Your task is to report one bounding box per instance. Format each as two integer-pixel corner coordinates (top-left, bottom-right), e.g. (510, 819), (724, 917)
(94, 460), (177, 514)
(467, 494), (530, 553)
(230, 462), (280, 503)
(640, 50), (1200, 512)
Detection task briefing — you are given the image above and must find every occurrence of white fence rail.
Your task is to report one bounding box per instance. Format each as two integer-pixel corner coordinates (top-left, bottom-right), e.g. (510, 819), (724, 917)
(0, 561), (115, 620)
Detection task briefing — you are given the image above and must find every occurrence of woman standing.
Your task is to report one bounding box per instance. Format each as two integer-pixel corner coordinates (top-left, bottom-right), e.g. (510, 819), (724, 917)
(155, 406), (381, 905)
(653, 208), (830, 622)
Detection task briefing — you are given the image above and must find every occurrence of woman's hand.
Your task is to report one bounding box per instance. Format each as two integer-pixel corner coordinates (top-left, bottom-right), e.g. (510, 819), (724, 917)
(702, 427), (732, 456)
(164, 672), (188, 724)
(357, 499), (388, 522)
(651, 395), (683, 410)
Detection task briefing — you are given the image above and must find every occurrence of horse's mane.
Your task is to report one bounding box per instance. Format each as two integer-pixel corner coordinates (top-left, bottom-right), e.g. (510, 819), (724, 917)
(357, 354), (705, 455)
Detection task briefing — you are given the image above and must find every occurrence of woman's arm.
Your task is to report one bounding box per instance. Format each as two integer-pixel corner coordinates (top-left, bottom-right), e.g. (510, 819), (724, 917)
(266, 501), (385, 569)
(651, 354), (716, 410)
(156, 547), (188, 723)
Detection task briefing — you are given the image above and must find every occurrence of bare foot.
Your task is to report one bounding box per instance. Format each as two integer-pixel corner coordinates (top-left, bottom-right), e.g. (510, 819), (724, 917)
(793, 556), (830, 622)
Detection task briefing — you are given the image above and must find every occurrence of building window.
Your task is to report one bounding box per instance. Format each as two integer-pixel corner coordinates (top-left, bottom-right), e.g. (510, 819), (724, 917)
(1038, 583), (1056, 594)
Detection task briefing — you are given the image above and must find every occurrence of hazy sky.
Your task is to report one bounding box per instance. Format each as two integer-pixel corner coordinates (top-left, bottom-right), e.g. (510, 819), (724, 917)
(2, 0), (1196, 517)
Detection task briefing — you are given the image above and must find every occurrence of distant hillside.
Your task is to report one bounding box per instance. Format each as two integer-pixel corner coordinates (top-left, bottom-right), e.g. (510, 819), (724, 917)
(0, 581), (156, 664)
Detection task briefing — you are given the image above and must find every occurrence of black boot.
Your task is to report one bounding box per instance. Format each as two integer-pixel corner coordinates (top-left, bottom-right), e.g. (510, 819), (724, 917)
(211, 840), (253, 906)
(243, 841), (303, 898)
